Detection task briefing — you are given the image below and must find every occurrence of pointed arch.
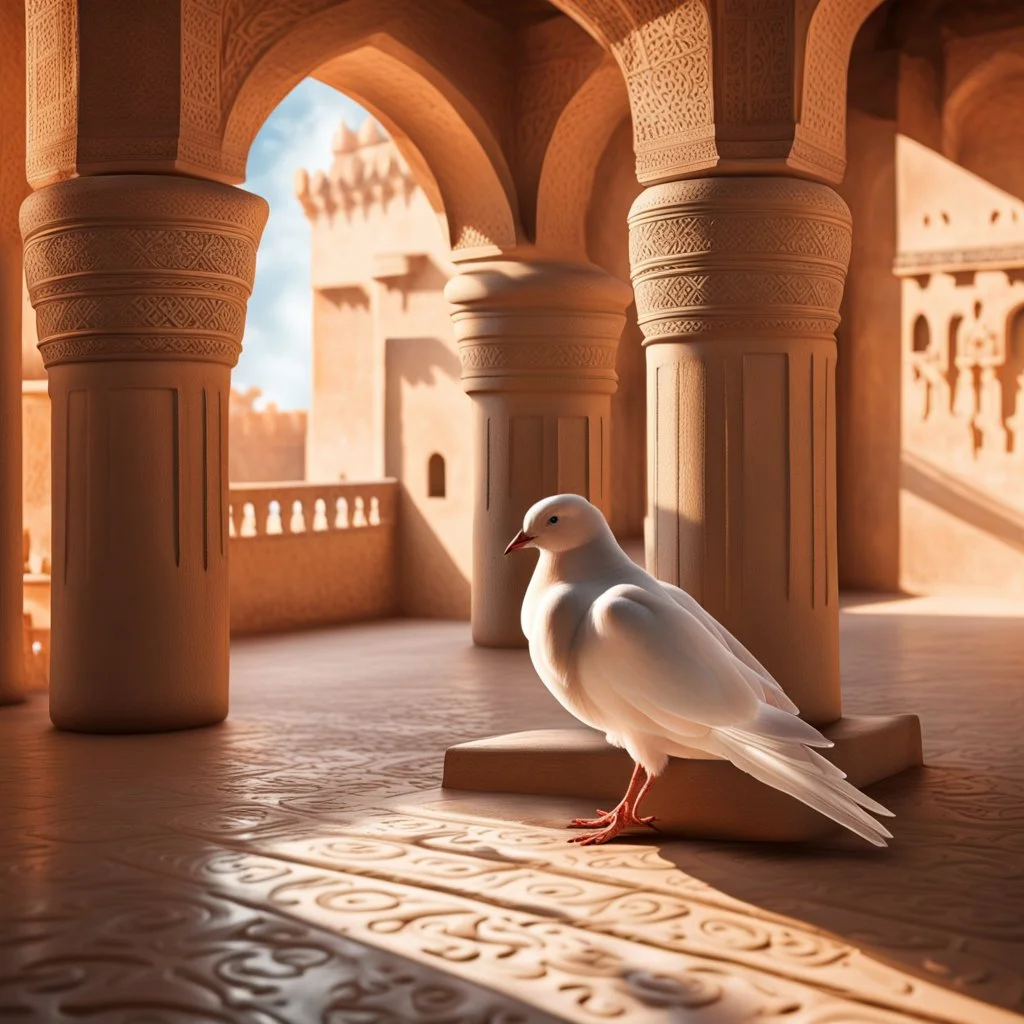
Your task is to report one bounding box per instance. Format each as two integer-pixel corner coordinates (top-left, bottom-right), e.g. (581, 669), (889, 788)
(219, 3), (519, 252)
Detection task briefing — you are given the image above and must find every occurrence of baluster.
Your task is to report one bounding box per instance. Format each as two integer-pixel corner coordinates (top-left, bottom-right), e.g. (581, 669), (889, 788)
(228, 504), (237, 538)
(313, 498), (329, 531)
(266, 499), (283, 535)
(353, 496), (367, 527)
(290, 499), (306, 534)
(241, 502), (257, 538)
(335, 496), (349, 529)
(369, 496), (380, 526)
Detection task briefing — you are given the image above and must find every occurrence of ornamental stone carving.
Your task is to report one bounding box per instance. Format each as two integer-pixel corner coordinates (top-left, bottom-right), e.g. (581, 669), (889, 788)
(21, 175), (268, 368)
(629, 176), (852, 343)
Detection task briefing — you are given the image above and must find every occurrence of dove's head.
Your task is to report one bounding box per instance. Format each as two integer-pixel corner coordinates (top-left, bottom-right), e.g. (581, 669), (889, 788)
(504, 494), (610, 555)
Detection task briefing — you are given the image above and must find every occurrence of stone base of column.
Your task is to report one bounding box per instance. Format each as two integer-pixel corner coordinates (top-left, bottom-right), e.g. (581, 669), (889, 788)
(442, 715), (922, 842)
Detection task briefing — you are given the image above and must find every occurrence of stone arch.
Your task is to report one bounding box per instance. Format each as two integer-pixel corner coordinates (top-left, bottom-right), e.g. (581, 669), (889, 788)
(535, 59), (630, 258)
(219, 8), (519, 252)
(794, 0), (888, 183)
(944, 53), (1024, 199)
(945, 52), (1024, 157)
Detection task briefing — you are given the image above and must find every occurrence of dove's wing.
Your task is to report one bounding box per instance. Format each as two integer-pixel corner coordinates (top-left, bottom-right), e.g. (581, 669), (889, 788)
(658, 581), (798, 714)
(577, 584), (829, 748)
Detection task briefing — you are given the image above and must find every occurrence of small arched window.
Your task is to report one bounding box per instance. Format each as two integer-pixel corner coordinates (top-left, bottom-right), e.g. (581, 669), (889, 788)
(912, 315), (930, 353)
(428, 453), (446, 498)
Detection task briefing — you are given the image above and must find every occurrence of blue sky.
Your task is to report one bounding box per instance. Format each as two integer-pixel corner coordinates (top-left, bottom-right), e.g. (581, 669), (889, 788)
(237, 79), (367, 410)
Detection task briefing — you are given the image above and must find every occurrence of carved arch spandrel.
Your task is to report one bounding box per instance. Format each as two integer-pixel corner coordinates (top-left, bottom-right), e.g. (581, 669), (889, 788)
(535, 58), (630, 258)
(793, 0), (887, 183)
(547, 0), (717, 185)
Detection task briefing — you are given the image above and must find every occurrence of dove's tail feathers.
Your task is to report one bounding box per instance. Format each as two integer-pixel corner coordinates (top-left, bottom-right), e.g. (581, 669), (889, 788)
(749, 703), (834, 749)
(712, 728), (895, 847)
(733, 660), (800, 716)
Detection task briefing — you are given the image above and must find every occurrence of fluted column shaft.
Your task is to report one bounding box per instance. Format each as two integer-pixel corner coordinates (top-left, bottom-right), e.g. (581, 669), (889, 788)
(629, 178), (852, 724)
(21, 175), (267, 732)
(446, 260), (631, 647)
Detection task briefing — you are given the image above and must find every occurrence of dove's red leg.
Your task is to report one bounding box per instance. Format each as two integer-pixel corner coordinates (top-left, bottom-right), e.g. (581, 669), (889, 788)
(567, 762), (658, 844)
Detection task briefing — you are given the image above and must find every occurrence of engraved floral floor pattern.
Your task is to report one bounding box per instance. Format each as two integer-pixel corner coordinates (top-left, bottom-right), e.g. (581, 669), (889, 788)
(1, 600), (1022, 1023)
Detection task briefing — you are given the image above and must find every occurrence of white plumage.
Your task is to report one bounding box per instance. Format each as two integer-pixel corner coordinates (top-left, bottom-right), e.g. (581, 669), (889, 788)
(505, 493), (894, 847)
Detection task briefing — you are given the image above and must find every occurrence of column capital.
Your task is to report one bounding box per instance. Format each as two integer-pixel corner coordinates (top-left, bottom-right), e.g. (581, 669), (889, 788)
(445, 259), (632, 395)
(628, 176), (852, 345)
(21, 175), (267, 370)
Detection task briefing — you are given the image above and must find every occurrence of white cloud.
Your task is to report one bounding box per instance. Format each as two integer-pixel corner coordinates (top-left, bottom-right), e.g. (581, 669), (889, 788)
(236, 79), (367, 410)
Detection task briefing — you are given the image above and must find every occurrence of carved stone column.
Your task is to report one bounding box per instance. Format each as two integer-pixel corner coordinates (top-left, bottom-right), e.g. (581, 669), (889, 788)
(445, 260), (632, 647)
(21, 175), (267, 732)
(629, 178), (851, 724)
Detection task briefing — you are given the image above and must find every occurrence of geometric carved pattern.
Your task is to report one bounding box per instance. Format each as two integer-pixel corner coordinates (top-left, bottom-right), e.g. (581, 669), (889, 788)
(24, 0), (78, 188)
(628, 176), (853, 342)
(21, 175), (268, 369)
(459, 341), (620, 373)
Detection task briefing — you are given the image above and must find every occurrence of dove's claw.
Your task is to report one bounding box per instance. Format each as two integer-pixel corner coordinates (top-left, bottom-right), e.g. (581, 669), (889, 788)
(568, 808), (617, 828)
(566, 805), (655, 843)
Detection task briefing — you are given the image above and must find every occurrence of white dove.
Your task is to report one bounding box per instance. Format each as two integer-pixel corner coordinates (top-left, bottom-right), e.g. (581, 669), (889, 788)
(504, 493), (894, 847)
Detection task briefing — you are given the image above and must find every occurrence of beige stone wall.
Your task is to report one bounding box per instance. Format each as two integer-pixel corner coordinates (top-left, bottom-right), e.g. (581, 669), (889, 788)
(840, 20), (1024, 598)
(298, 121), (473, 619)
(228, 480), (398, 634)
(228, 387), (307, 484)
(22, 380), (50, 576)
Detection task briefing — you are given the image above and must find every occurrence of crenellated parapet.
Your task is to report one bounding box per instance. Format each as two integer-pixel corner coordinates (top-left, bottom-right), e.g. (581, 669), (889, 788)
(295, 118), (417, 223)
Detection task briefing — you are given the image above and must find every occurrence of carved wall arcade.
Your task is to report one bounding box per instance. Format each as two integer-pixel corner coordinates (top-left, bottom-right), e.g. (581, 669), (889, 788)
(837, 0), (1024, 600)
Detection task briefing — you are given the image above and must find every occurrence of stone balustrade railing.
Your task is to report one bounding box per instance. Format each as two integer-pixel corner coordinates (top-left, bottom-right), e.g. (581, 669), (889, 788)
(228, 480), (399, 635)
(229, 480), (394, 539)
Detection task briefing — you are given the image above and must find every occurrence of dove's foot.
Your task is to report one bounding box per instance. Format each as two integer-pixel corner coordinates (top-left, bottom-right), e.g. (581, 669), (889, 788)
(568, 807), (616, 828)
(567, 806), (657, 844)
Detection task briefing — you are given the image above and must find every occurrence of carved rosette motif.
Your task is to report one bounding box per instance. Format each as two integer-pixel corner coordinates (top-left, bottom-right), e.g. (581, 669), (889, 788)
(21, 175), (268, 368)
(628, 176), (853, 342)
(445, 260), (632, 395)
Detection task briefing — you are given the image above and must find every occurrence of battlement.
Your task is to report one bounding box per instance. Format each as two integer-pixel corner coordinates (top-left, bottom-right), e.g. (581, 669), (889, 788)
(295, 117), (416, 220)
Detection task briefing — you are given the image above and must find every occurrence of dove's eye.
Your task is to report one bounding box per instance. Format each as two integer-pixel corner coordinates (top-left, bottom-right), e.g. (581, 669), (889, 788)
(548, 515), (559, 524)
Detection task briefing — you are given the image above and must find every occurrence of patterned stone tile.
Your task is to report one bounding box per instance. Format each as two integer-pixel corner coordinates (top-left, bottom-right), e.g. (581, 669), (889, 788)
(0, 608), (1021, 1022)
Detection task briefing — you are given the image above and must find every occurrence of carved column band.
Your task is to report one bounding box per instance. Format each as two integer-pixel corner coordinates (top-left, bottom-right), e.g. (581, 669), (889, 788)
(21, 175), (268, 732)
(446, 260), (631, 647)
(629, 177), (852, 723)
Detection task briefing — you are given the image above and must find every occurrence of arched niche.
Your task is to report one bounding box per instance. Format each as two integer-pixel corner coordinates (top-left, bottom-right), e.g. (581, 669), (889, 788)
(1002, 305), (1024, 429)
(427, 453), (446, 498)
(912, 314), (930, 353)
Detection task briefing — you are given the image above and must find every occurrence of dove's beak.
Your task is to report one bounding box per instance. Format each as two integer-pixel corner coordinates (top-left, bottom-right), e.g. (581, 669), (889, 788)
(504, 530), (534, 555)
